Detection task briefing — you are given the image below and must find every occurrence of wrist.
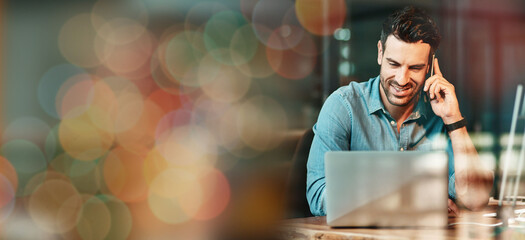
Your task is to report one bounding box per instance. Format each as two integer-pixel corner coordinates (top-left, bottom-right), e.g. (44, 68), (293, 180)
(445, 118), (467, 133)
(443, 115), (463, 125)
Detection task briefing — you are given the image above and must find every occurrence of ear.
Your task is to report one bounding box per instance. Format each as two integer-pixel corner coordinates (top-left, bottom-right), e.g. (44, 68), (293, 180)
(377, 40), (383, 65)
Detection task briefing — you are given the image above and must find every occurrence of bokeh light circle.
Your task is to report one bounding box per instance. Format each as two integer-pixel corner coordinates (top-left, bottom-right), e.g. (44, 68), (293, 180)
(86, 76), (144, 134)
(252, 0), (305, 50)
(97, 195), (132, 240)
(240, 0), (258, 20)
(198, 53), (251, 103)
(266, 32), (317, 80)
(38, 64), (87, 119)
(0, 157), (18, 196)
(148, 87), (191, 114)
(103, 147), (149, 203)
(143, 147), (168, 185)
(155, 124), (218, 168)
(95, 20), (155, 76)
(76, 195), (112, 240)
(115, 98), (164, 154)
(204, 11), (258, 66)
(55, 74), (95, 120)
(0, 175), (16, 223)
(237, 95), (288, 151)
(95, 18), (146, 45)
(234, 40), (275, 78)
(150, 26), (184, 94)
(295, 0), (347, 36)
(59, 13), (106, 68)
(184, 2), (229, 32)
(2, 117), (51, 155)
(59, 107), (114, 161)
(231, 24), (260, 66)
(148, 168), (203, 224)
(22, 171), (69, 204)
(103, 77), (145, 133)
(155, 109), (192, 144)
(50, 153), (103, 195)
(193, 168), (230, 220)
(28, 179), (83, 234)
(1, 140), (48, 197)
(164, 31), (206, 87)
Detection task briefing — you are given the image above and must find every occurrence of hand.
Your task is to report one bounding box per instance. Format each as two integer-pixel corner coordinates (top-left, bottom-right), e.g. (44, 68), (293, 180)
(448, 198), (460, 217)
(423, 58), (462, 124)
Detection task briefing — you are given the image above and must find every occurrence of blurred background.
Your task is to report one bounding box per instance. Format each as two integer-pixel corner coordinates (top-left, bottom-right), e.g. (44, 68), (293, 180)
(0, 0), (524, 239)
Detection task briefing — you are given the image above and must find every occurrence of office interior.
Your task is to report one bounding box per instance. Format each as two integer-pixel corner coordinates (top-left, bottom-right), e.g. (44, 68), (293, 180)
(0, 0), (524, 239)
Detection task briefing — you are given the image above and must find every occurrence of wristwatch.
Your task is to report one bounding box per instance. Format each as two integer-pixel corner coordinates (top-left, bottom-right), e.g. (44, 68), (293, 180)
(445, 118), (467, 132)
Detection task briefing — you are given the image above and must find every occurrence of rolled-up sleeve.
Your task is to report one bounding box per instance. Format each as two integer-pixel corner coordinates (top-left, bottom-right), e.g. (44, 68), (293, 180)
(446, 137), (457, 199)
(306, 91), (352, 216)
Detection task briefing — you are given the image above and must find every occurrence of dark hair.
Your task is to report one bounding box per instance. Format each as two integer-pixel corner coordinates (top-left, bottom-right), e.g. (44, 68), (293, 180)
(380, 6), (441, 63)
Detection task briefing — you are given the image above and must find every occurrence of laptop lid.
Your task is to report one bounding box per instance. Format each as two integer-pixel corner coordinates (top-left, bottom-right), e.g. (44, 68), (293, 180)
(324, 151), (449, 227)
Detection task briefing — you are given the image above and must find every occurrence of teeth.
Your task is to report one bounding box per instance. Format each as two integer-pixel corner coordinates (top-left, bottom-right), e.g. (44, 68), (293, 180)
(394, 86), (408, 91)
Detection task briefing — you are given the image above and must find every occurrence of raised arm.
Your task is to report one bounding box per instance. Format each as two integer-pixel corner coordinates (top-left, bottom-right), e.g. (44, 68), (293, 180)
(424, 58), (494, 210)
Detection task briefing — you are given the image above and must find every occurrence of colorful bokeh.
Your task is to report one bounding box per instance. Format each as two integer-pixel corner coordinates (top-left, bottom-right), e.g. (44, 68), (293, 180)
(1, 0), (347, 239)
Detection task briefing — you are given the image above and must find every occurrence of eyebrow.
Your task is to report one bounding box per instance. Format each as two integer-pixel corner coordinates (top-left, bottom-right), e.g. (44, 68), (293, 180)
(386, 58), (427, 68)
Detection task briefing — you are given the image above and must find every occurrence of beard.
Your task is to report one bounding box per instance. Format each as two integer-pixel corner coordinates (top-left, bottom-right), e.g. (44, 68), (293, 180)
(379, 76), (422, 107)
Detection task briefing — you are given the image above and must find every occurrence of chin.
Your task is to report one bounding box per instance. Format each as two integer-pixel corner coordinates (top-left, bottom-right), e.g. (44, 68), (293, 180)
(388, 96), (413, 107)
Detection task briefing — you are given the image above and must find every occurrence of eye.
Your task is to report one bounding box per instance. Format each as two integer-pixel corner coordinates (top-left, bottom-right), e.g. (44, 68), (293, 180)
(389, 62), (400, 67)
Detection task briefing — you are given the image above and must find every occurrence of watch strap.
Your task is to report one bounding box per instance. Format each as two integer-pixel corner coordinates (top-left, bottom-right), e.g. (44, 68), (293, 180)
(445, 118), (467, 132)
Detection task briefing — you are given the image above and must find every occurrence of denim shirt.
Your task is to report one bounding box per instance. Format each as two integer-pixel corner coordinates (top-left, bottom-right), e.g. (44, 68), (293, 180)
(306, 76), (456, 216)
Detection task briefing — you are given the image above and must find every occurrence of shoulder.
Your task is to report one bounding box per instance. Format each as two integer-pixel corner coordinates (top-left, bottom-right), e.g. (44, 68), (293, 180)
(325, 77), (377, 111)
(331, 77), (375, 101)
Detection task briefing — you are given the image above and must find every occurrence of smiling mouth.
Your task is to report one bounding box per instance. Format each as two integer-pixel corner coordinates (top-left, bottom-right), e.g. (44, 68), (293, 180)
(390, 84), (412, 97)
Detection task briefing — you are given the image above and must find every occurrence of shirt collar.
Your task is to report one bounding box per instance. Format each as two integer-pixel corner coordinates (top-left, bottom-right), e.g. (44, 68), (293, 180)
(410, 91), (430, 120)
(368, 76), (385, 115)
(367, 75), (430, 120)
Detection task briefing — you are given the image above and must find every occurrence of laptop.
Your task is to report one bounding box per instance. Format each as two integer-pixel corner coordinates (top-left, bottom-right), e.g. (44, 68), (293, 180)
(495, 84), (525, 224)
(324, 151), (449, 227)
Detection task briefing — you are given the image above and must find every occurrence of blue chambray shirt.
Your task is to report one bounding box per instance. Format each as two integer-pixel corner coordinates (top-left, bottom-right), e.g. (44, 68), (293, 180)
(306, 76), (456, 216)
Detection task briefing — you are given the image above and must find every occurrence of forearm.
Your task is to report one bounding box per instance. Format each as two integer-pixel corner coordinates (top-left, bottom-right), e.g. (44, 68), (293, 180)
(306, 92), (352, 216)
(449, 127), (494, 210)
(306, 176), (326, 216)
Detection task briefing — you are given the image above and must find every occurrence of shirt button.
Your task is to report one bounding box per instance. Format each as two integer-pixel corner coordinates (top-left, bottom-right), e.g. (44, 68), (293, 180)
(390, 121), (395, 125)
(400, 148), (404, 151)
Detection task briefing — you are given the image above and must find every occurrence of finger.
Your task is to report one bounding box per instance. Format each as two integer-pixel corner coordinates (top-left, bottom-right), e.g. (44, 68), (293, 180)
(428, 78), (440, 99)
(433, 83), (445, 101)
(434, 58), (442, 76)
(449, 204), (459, 217)
(436, 81), (454, 99)
(448, 199), (460, 217)
(424, 75), (438, 92)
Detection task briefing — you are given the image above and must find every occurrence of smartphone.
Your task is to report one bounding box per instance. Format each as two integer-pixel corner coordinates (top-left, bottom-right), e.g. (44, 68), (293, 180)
(430, 54), (435, 76)
(427, 54), (435, 100)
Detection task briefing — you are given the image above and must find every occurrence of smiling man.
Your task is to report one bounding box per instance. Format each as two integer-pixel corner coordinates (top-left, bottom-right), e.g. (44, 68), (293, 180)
(306, 6), (493, 216)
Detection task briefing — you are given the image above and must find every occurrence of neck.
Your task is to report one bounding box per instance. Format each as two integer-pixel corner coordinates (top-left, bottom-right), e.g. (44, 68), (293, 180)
(387, 103), (415, 123)
(380, 87), (419, 124)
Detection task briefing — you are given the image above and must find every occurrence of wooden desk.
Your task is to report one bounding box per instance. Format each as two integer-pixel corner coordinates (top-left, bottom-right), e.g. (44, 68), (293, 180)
(277, 202), (525, 239)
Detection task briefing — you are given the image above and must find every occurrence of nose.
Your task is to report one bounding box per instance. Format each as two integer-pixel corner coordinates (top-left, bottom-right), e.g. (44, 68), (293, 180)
(395, 67), (410, 86)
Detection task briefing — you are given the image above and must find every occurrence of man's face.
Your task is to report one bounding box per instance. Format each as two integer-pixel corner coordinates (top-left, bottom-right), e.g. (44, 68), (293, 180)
(377, 35), (431, 108)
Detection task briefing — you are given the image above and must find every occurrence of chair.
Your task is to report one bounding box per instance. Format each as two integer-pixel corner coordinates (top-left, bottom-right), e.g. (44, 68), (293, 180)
(285, 128), (315, 218)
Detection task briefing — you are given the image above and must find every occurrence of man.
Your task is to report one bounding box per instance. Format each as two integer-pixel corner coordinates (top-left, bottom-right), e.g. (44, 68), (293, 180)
(306, 6), (493, 216)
